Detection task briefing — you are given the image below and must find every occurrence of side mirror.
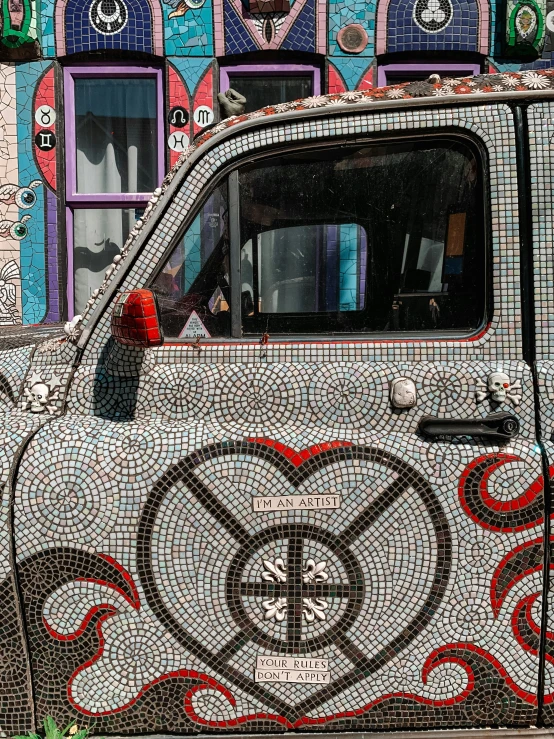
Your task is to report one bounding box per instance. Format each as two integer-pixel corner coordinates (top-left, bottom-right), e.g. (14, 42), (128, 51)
(111, 289), (164, 348)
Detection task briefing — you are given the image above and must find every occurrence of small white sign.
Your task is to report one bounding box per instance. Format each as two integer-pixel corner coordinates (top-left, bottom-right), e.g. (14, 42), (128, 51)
(547, 9), (554, 31)
(255, 656), (330, 684)
(35, 105), (56, 127)
(178, 310), (211, 339)
(168, 131), (190, 152)
(194, 105), (214, 127)
(252, 494), (341, 512)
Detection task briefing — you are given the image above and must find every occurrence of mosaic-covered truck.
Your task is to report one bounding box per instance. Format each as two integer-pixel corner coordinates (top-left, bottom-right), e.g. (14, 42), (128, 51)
(3, 73), (554, 735)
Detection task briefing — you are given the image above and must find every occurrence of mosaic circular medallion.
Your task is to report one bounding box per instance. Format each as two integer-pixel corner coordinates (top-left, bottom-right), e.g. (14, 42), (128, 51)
(515, 4), (538, 38)
(89, 0), (128, 35)
(228, 524), (364, 652)
(337, 24), (368, 53)
(413, 0), (453, 33)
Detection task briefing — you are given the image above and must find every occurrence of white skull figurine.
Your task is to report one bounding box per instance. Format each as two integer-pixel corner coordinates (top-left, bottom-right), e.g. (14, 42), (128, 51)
(29, 383), (49, 412)
(23, 372), (62, 414)
(487, 372), (511, 403)
(475, 372), (522, 406)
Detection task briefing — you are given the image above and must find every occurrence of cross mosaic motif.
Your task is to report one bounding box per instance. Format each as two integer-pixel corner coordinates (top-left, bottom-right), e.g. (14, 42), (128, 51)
(258, 556), (329, 624)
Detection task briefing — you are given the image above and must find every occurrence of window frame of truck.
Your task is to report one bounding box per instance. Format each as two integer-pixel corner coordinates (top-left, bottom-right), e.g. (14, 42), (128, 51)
(147, 129), (492, 343)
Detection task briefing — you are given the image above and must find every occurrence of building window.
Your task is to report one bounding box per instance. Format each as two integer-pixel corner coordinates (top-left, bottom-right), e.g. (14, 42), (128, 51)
(220, 64), (321, 114)
(377, 62), (481, 87)
(64, 66), (164, 317)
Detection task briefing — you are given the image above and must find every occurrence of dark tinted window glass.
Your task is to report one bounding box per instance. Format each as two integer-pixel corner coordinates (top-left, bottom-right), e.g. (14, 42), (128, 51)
(239, 139), (485, 335)
(151, 182), (230, 338)
(385, 72), (475, 85)
(226, 75), (312, 113)
(75, 77), (158, 194)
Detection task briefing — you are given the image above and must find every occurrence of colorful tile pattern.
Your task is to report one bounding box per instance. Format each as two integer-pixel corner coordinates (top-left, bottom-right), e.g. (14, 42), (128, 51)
(327, 55), (375, 89)
(328, 0), (375, 58)
(32, 64), (61, 322)
(64, 0), (154, 54)
(192, 63), (214, 136)
(327, 61), (347, 93)
(386, 0), (479, 52)
(16, 62), (51, 325)
(356, 62), (374, 89)
(33, 65), (56, 192)
(0, 63), (22, 326)
(167, 63), (192, 169)
(40, 0), (56, 57)
(163, 0), (214, 55)
(281, 0), (316, 50)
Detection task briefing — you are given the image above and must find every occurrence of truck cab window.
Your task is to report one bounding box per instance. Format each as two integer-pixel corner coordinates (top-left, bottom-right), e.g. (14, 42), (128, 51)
(151, 181), (230, 338)
(239, 138), (485, 336)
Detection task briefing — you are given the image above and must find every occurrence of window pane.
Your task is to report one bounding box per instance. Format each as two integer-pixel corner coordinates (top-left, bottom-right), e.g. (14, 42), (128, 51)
(239, 139), (485, 335)
(226, 75), (312, 113)
(75, 77), (158, 194)
(151, 182), (230, 338)
(73, 207), (139, 315)
(385, 71), (474, 85)
(241, 224), (367, 314)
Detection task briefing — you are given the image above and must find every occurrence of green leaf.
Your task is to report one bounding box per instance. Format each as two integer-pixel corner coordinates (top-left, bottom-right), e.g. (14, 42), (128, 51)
(43, 716), (60, 739)
(61, 721), (76, 737)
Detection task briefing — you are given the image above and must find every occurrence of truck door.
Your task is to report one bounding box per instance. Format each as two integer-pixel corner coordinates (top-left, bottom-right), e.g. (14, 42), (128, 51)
(13, 100), (549, 732)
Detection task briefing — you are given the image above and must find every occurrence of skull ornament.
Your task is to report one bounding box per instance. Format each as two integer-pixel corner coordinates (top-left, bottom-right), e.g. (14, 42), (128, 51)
(475, 372), (522, 407)
(23, 372), (62, 414)
(488, 372), (510, 402)
(28, 383), (49, 413)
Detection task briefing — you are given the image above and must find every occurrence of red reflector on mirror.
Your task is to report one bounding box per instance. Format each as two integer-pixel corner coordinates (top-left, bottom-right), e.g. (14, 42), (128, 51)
(111, 289), (163, 347)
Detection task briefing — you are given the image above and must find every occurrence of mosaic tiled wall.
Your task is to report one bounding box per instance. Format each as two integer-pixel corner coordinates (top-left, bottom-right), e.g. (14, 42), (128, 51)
(1, 0), (552, 324)
(0, 63), (22, 326)
(16, 61), (54, 324)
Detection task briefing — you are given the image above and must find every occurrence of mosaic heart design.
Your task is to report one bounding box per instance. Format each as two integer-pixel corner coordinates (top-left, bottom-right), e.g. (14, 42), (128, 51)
(136, 441), (452, 723)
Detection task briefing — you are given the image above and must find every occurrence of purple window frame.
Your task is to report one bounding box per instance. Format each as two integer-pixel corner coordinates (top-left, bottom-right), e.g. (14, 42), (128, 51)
(64, 65), (164, 203)
(220, 64), (321, 98)
(377, 62), (481, 88)
(64, 64), (165, 319)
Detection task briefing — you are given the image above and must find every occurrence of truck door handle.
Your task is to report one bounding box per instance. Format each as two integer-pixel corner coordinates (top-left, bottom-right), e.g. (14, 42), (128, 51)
(418, 412), (520, 442)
